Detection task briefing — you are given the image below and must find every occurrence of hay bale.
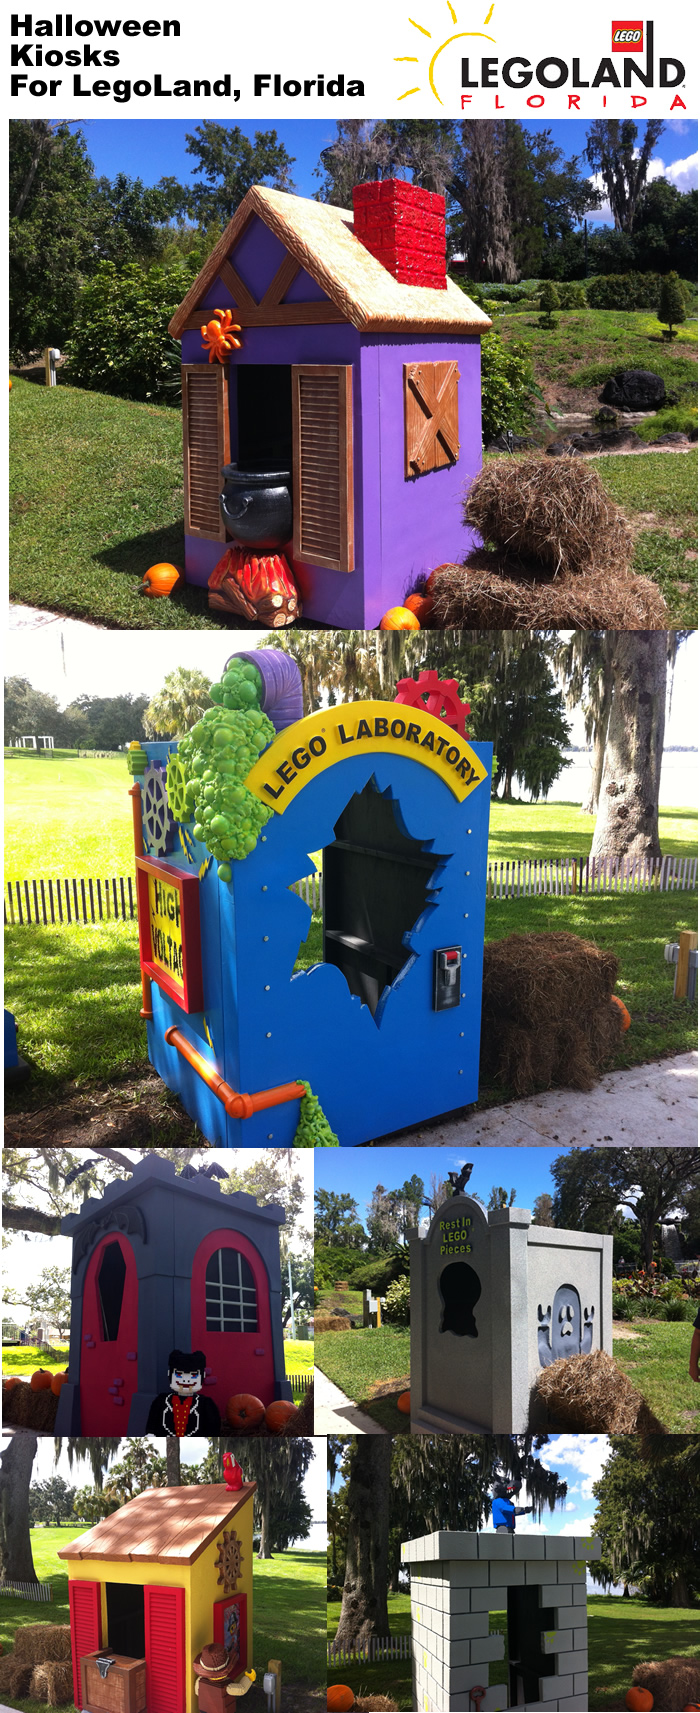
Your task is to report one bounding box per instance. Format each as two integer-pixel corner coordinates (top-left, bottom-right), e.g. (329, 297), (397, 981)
(29, 1660), (75, 1706)
(353, 1698), (399, 1711)
(2, 1381), (59, 1431)
(315, 1316), (353, 1332)
(282, 1381), (314, 1435)
(534, 1348), (667, 1433)
(0, 1655), (35, 1697)
(632, 1657), (700, 1711)
(464, 455), (634, 576)
(480, 932), (623, 1096)
(427, 552), (667, 631)
(14, 1625), (71, 1663)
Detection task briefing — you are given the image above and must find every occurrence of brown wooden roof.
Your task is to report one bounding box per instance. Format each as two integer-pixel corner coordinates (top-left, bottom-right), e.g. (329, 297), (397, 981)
(168, 185), (491, 339)
(57, 1483), (256, 1567)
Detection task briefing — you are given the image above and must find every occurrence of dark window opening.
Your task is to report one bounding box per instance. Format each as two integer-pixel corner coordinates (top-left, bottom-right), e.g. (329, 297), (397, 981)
(235, 366), (293, 474)
(97, 1242), (127, 1343)
(507, 1587), (557, 1707)
(106, 1582), (145, 1660)
(438, 1262), (481, 1338)
(205, 1248), (259, 1333)
(321, 779), (448, 1021)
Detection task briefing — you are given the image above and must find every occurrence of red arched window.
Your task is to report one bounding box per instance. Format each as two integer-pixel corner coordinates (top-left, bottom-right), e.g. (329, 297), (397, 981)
(205, 1248), (258, 1333)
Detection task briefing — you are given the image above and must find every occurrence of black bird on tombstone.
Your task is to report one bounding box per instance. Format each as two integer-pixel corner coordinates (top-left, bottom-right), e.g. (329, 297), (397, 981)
(447, 1161), (473, 1197)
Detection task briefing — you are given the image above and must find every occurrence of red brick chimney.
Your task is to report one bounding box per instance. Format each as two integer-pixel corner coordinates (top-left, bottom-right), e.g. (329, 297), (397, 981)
(352, 179), (447, 291)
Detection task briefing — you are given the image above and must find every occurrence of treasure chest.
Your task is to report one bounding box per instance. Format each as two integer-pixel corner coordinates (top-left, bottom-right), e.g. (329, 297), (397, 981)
(80, 1652), (147, 1713)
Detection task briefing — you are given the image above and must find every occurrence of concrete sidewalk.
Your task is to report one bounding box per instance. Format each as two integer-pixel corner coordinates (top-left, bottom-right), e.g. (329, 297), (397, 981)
(376, 1051), (698, 1148)
(314, 1367), (388, 1435)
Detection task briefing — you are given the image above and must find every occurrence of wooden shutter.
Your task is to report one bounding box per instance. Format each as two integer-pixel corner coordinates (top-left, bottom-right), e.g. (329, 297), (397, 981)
(292, 365), (354, 572)
(182, 363), (230, 539)
(404, 360), (460, 477)
(145, 1585), (186, 1713)
(69, 1579), (102, 1710)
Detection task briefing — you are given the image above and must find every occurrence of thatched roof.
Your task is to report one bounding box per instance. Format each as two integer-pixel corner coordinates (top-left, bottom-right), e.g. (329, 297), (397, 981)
(169, 184), (491, 338)
(57, 1483), (256, 1566)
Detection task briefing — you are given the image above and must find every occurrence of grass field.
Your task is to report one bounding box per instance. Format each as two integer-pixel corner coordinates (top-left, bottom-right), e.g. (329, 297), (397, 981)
(6, 885), (696, 1108)
(315, 1317), (699, 1433)
(5, 755), (696, 880)
(499, 305), (698, 403)
(1, 1341), (314, 1378)
(0, 1536), (325, 1712)
(327, 1592), (700, 1712)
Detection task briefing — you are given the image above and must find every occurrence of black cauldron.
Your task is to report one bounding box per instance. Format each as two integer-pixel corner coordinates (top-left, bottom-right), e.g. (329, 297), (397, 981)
(220, 464), (292, 550)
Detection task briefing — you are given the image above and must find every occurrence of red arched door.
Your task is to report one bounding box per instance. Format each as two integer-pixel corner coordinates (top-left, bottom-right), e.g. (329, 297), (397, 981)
(191, 1230), (275, 1418)
(79, 1233), (139, 1434)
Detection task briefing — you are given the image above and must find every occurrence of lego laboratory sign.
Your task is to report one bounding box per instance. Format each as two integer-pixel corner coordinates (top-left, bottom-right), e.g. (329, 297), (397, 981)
(246, 702), (489, 813)
(135, 856), (204, 1013)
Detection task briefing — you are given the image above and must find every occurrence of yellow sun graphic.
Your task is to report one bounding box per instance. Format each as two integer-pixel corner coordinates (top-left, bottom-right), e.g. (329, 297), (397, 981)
(395, 0), (496, 105)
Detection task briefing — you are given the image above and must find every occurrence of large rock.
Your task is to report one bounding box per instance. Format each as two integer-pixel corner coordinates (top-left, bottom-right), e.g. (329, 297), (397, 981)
(600, 369), (666, 410)
(547, 428), (643, 456)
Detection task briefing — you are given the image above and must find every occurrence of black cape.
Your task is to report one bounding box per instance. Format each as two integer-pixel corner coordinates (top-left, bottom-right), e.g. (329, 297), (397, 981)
(145, 1391), (221, 1436)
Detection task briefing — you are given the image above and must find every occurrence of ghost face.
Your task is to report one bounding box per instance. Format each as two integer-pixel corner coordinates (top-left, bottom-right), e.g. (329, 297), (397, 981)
(170, 1366), (204, 1398)
(551, 1286), (582, 1360)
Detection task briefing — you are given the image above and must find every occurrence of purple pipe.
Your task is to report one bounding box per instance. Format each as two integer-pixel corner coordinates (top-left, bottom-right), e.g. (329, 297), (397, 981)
(226, 648), (303, 734)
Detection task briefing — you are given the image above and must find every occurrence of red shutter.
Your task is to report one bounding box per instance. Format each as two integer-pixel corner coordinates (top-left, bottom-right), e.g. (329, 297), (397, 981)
(69, 1580), (102, 1710)
(145, 1584), (186, 1713)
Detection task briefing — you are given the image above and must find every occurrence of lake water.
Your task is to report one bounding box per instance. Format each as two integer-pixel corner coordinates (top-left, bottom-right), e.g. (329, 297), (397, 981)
(545, 750), (698, 810)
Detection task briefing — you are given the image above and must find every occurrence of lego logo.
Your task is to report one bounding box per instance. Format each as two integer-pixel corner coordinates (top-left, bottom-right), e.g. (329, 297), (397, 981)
(612, 20), (643, 49)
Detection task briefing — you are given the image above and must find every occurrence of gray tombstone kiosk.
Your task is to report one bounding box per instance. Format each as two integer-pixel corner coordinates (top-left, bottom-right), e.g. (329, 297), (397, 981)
(409, 1193), (612, 1434)
(401, 1529), (601, 1712)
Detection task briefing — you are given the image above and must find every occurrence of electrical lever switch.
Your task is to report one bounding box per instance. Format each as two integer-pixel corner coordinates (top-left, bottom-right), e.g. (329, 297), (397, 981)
(433, 946), (462, 1011)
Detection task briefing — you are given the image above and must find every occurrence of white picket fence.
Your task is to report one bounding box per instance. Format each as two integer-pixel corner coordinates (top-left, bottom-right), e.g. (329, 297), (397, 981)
(328, 1637), (410, 1664)
(0, 1579), (53, 1602)
(293, 854), (697, 912)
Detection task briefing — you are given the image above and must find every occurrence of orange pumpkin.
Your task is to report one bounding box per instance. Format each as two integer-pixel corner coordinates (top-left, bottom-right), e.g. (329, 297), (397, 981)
(30, 1370), (53, 1391)
(625, 1692), (653, 1712)
(424, 564), (453, 594)
(683, 1706), (700, 1711)
(3, 1376), (21, 1391)
(611, 993), (631, 1031)
(265, 1400), (298, 1434)
(379, 606), (420, 632)
(327, 1688), (354, 1712)
(225, 1393), (266, 1431)
(397, 1391), (411, 1414)
(404, 593), (434, 625)
(138, 562), (183, 598)
(50, 1372), (69, 1396)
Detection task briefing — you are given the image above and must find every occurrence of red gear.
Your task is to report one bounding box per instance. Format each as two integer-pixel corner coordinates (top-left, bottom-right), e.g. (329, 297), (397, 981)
(393, 669), (470, 737)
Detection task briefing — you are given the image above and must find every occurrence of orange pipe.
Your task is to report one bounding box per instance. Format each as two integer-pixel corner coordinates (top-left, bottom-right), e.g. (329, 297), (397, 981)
(164, 1026), (305, 1121)
(129, 782), (153, 1020)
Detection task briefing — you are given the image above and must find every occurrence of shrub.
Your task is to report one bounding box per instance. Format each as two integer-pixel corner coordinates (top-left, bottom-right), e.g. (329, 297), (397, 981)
(538, 280), (560, 329)
(65, 258), (197, 400)
(584, 271), (679, 311)
(636, 406), (698, 442)
(658, 270), (688, 340)
(557, 282), (588, 310)
(480, 330), (540, 442)
(383, 1275), (411, 1327)
(351, 1249), (411, 1296)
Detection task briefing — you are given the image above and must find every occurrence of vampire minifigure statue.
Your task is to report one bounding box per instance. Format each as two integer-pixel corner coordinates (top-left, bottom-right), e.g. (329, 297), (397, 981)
(145, 1348), (222, 1436)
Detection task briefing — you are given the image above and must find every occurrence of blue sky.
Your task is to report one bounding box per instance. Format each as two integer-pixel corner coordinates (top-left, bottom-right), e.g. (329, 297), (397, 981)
(317, 1146), (574, 1230)
(68, 116), (698, 221)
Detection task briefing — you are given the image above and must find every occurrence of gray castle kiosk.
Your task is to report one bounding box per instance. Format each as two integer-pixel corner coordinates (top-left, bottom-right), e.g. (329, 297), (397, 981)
(409, 1193), (612, 1434)
(402, 1529), (601, 1712)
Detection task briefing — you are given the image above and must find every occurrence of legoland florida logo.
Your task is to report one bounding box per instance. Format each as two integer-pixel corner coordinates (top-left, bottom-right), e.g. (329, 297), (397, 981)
(612, 21), (644, 51)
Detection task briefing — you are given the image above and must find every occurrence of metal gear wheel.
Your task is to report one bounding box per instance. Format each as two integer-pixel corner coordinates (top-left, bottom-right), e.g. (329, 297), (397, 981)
(165, 752), (190, 824)
(393, 669), (470, 737)
(142, 762), (175, 856)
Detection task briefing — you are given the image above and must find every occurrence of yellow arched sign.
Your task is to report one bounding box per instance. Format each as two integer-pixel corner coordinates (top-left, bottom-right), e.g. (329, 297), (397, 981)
(246, 701), (488, 814)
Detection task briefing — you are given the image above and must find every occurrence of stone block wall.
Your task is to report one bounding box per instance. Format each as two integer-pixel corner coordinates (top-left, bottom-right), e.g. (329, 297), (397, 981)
(401, 1531), (601, 1712)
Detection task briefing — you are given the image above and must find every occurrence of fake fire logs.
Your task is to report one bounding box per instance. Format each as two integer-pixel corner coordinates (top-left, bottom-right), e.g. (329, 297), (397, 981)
(208, 547), (301, 628)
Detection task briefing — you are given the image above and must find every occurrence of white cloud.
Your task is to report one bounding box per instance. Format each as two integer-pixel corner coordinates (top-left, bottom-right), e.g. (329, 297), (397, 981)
(558, 1516), (597, 1537)
(538, 1435), (610, 1500)
(587, 148), (698, 226)
(565, 1502), (577, 1511)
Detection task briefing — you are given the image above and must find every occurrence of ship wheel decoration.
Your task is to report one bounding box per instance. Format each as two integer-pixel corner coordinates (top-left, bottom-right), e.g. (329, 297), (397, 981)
(142, 762), (175, 856)
(215, 1528), (243, 1592)
(393, 669), (471, 738)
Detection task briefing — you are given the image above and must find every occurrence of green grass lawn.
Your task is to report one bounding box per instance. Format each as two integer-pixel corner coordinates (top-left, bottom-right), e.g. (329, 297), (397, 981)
(315, 1317), (699, 1433)
(284, 1340), (315, 1376)
(0, 1538), (325, 1711)
(6, 885), (696, 1108)
(327, 1592), (700, 1712)
(9, 379), (225, 630)
(499, 306), (698, 403)
(486, 800), (697, 863)
(0, 1340), (311, 1377)
(5, 754), (137, 879)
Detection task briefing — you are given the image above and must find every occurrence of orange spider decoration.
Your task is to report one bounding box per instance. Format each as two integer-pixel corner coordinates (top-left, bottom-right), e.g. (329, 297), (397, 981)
(200, 307), (242, 363)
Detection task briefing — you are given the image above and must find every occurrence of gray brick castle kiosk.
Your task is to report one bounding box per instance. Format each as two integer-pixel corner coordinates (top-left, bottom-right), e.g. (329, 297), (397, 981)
(401, 1529), (601, 1712)
(409, 1192), (612, 1434)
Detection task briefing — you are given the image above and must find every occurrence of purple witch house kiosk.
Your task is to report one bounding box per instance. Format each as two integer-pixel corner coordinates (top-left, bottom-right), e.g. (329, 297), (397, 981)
(168, 179), (491, 629)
